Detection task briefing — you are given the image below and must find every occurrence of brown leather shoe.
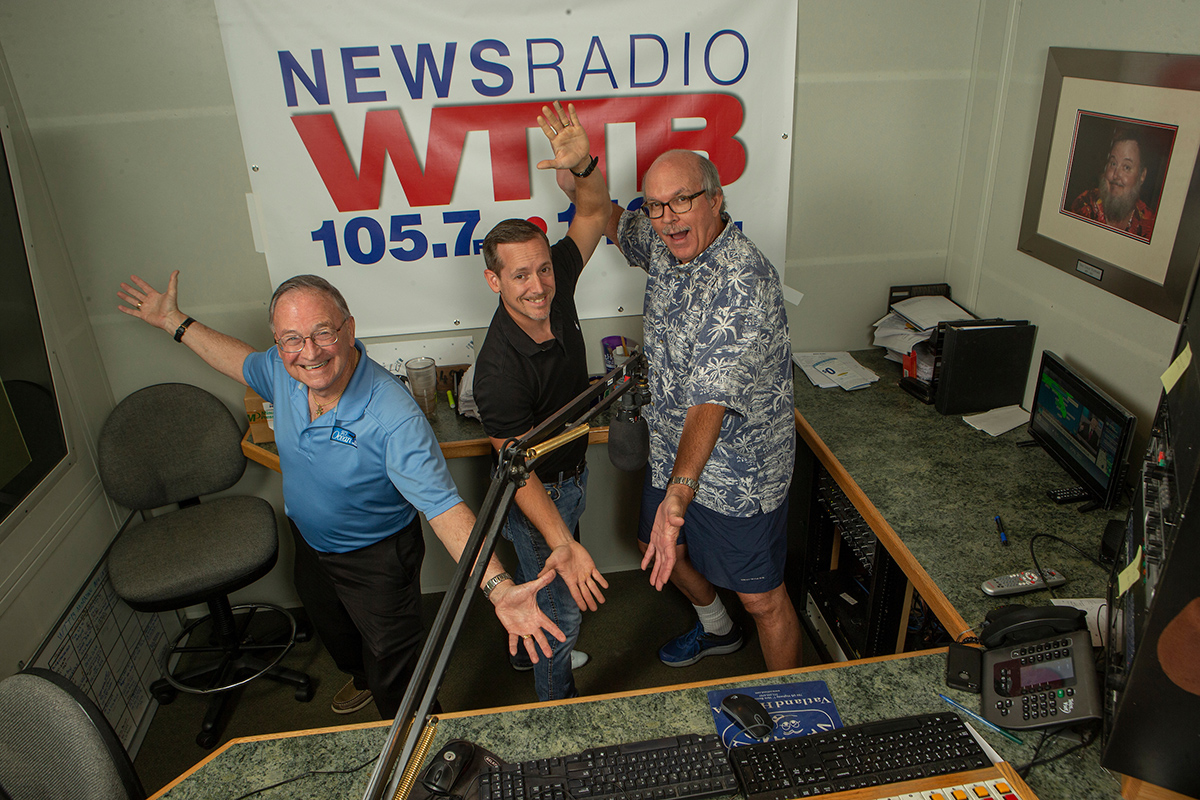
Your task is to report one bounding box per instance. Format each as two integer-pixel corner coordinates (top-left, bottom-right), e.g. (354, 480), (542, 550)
(331, 679), (373, 714)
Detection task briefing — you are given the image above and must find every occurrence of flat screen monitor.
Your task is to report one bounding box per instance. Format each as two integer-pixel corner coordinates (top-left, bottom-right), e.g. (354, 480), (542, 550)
(1028, 351), (1136, 511)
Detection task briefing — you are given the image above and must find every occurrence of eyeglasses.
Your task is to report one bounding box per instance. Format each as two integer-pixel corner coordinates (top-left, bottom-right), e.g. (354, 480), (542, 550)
(640, 190), (706, 219)
(276, 319), (348, 353)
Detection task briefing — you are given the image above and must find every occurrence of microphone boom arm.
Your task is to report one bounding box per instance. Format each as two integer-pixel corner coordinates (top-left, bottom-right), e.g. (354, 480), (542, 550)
(363, 349), (647, 800)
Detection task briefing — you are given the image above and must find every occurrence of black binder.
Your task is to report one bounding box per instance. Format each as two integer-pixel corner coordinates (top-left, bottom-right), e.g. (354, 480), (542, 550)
(934, 320), (1037, 415)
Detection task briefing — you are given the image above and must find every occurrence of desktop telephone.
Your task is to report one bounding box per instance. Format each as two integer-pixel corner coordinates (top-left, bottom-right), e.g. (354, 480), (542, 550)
(974, 605), (1102, 731)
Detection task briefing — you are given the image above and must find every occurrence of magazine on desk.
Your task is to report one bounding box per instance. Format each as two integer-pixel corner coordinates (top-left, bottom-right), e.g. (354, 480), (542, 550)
(708, 680), (843, 748)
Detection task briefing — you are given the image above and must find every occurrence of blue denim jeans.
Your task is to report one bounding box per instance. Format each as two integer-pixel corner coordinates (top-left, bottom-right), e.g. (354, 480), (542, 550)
(503, 467), (587, 701)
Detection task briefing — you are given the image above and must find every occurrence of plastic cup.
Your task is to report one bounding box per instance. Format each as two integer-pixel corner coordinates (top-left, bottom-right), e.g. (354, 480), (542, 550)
(404, 357), (438, 421)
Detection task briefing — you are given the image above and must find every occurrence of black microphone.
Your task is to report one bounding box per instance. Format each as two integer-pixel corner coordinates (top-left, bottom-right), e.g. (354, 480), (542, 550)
(608, 367), (650, 471)
(608, 405), (649, 471)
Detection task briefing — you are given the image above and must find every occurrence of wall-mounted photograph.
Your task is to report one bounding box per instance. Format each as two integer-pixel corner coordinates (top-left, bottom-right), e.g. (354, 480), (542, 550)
(1061, 113), (1177, 244)
(1018, 48), (1200, 321)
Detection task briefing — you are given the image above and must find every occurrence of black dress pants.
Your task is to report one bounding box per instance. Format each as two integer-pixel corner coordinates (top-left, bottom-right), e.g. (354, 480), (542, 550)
(288, 516), (426, 720)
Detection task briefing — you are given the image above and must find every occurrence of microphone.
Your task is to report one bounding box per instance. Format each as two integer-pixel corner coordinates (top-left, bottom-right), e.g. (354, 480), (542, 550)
(608, 369), (650, 471)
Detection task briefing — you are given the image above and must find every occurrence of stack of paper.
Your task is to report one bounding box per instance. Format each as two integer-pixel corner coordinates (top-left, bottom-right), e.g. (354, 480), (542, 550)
(793, 352), (879, 391)
(873, 294), (973, 361)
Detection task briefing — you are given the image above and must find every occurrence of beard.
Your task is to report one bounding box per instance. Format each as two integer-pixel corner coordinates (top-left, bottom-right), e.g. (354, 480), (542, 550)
(1098, 175), (1139, 223)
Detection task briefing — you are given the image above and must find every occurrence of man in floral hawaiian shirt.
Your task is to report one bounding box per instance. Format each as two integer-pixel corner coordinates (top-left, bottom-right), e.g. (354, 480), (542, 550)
(616, 149), (801, 671)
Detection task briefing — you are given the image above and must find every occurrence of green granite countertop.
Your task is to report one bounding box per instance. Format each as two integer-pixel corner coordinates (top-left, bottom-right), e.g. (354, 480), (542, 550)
(793, 349), (1125, 641)
(156, 651), (1122, 800)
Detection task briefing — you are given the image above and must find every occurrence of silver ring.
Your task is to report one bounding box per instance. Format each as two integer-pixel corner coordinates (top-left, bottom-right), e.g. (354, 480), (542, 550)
(137, 301), (142, 308)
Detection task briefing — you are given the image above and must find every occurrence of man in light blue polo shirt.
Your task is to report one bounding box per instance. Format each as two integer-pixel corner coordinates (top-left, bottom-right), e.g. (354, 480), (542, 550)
(117, 271), (563, 719)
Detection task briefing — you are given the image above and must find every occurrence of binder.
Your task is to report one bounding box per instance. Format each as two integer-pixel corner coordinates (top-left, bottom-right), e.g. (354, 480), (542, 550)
(934, 321), (1037, 415)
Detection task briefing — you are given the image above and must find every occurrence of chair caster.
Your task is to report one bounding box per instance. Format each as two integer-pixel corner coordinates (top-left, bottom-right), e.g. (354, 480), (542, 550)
(294, 618), (314, 643)
(295, 679), (316, 702)
(196, 729), (219, 749)
(152, 682), (178, 706)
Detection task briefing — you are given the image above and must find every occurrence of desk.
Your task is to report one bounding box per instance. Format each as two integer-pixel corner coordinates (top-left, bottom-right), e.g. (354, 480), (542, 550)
(241, 394), (613, 469)
(150, 650), (1120, 800)
(793, 349), (1122, 650)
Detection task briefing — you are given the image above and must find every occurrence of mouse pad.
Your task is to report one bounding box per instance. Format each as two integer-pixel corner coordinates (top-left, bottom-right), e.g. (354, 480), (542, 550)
(409, 739), (505, 800)
(708, 680), (843, 748)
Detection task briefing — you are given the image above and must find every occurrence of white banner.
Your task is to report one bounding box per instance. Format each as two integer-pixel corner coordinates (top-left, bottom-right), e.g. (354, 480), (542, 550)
(215, 0), (798, 336)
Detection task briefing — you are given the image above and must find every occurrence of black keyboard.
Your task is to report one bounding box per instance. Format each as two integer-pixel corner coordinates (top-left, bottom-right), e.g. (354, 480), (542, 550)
(478, 733), (738, 800)
(728, 712), (991, 799)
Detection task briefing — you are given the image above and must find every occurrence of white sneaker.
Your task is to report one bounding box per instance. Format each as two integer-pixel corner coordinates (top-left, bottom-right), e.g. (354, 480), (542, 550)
(513, 650), (590, 671)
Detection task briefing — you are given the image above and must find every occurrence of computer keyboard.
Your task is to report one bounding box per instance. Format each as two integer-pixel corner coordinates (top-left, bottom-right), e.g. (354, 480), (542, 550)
(478, 732), (738, 800)
(728, 711), (992, 799)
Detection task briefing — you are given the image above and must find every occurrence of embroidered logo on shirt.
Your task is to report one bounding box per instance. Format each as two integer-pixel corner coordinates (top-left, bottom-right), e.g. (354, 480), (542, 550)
(330, 427), (356, 447)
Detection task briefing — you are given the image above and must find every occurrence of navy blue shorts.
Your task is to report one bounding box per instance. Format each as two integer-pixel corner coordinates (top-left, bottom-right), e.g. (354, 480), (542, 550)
(637, 475), (788, 594)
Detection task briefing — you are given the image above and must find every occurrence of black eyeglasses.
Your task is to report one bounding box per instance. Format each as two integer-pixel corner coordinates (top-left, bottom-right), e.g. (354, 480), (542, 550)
(276, 318), (348, 353)
(640, 190), (706, 219)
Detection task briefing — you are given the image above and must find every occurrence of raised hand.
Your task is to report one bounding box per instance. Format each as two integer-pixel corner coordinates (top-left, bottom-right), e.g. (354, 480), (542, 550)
(117, 270), (183, 334)
(536, 101), (591, 174)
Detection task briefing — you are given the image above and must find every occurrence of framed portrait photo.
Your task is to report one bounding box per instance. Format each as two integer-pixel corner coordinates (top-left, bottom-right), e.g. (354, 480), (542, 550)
(1018, 48), (1200, 321)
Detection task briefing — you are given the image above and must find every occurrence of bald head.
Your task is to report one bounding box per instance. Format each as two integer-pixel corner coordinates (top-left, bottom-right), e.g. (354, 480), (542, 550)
(642, 150), (727, 264)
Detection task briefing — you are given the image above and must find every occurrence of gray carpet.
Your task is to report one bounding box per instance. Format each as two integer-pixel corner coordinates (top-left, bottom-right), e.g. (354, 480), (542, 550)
(135, 569), (818, 795)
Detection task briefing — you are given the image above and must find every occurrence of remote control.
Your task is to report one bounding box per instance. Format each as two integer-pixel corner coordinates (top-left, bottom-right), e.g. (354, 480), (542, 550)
(1047, 486), (1090, 504)
(981, 568), (1066, 596)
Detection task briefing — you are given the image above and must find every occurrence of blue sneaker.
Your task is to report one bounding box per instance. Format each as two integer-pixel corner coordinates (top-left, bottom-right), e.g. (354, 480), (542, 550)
(658, 620), (744, 667)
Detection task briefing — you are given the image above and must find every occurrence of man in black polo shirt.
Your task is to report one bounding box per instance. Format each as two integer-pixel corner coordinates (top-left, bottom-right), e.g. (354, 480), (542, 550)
(473, 102), (613, 701)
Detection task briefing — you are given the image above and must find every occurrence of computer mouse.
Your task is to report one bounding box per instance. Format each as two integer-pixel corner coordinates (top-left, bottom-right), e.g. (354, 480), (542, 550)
(719, 693), (774, 739)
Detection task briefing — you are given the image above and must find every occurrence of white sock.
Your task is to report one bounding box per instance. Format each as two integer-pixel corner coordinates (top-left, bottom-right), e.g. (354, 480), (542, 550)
(694, 595), (733, 636)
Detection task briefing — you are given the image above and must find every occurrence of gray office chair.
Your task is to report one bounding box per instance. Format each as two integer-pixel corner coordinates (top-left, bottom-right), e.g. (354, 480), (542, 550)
(97, 383), (313, 749)
(0, 667), (146, 800)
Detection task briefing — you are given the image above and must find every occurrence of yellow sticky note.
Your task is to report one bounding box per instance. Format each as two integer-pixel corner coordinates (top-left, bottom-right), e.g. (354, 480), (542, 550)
(1161, 343), (1192, 393)
(1117, 545), (1143, 598)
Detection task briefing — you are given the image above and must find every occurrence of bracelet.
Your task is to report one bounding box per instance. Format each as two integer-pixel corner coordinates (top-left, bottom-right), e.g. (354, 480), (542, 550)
(570, 154), (598, 178)
(482, 571), (513, 600)
(173, 317), (196, 342)
(668, 476), (700, 493)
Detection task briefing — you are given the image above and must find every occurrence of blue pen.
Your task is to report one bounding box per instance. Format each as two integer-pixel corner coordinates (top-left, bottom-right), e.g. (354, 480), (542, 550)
(938, 693), (1022, 744)
(994, 515), (1009, 546)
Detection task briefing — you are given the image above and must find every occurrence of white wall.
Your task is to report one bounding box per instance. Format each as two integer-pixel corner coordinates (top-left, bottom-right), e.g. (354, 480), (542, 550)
(0, 47), (119, 678)
(950, 0), (1188, 439)
(786, 1), (982, 350)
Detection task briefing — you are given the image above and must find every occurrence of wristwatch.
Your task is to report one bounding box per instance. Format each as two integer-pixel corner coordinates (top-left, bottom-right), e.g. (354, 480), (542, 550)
(571, 154), (599, 178)
(482, 571), (512, 600)
(668, 476), (700, 493)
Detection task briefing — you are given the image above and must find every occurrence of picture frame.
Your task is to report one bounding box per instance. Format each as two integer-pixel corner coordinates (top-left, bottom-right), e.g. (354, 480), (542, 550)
(1018, 47), (1200, 322)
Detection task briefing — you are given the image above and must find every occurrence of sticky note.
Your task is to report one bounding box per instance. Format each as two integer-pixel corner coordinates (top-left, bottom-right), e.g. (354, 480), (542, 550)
(1161, 343), (1192, 393)
(1117, 545), (1143, 598)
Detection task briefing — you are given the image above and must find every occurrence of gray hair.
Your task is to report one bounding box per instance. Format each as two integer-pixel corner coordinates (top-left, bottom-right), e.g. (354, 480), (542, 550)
(652, 150), (728, 216)
(268, 274), (351, 329)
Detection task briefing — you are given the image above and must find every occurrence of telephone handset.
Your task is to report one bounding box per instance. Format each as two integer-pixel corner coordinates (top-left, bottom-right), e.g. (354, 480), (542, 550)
(977, 605), (1101, 731)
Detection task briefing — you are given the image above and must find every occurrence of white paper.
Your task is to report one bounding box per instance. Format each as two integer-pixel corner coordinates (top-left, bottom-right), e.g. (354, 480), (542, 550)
(794, 352), (879, 391)
(962, 405), (1029, 436)
(1051, 598), (1109, 647)
(890, 295), (973, 330)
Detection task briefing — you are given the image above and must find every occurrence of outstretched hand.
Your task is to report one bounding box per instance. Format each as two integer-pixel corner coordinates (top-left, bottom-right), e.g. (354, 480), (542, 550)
(491, 571), (568, 662)
(536, 101), (591, 174)
(641, 491), (687, 590)
(543, 540), (609, 612)
(118, 270), (181, 334)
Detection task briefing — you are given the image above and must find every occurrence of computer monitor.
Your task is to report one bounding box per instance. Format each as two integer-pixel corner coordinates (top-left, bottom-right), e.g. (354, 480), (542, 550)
(1028, 351), (1136, 511)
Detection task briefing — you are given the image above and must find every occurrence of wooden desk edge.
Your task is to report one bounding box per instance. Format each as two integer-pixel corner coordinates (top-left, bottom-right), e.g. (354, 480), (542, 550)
(241, 426), (610, 471)
(793, 409), (973, 643)
(148, 650), (939, 800)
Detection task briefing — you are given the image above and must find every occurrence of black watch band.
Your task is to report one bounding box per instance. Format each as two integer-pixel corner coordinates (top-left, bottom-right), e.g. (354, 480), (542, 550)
(571, 154), (599, 178)
(174, 317), (196, 342)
